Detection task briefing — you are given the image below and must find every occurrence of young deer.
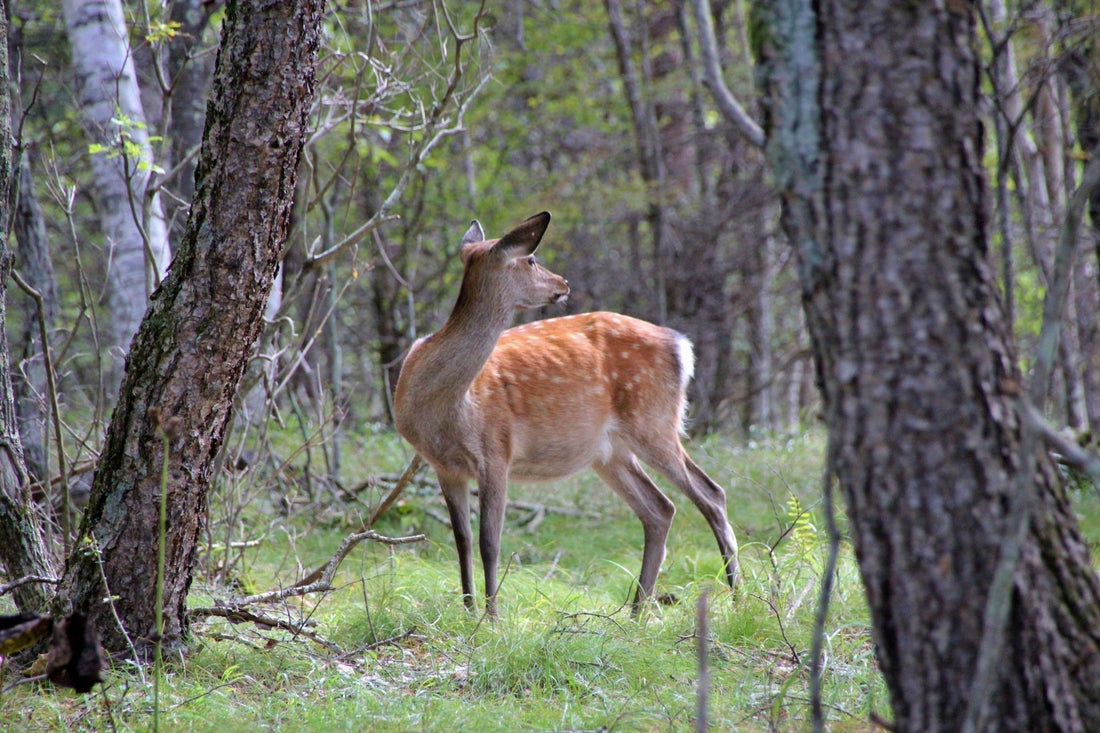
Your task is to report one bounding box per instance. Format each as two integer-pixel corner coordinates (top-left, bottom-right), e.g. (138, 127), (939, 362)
(394, 212), (739, 616)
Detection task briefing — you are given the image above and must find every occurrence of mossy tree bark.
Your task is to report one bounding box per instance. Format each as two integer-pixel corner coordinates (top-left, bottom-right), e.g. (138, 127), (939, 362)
(59, 0), (326, 657)
(759, 1), (1100, 729)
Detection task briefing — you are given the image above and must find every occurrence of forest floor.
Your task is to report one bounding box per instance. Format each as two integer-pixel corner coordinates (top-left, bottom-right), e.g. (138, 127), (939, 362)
(4, 428), (1100, 731)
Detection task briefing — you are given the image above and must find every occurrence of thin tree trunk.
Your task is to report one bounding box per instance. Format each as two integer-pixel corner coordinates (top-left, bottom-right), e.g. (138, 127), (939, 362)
(165, 0), (217, 247)
(59, 0), (326, 657)
(0, 0), (56, 613)
(606, 0), (669, 323)
(9, 17), (59, 487)
(760, 1), (1100, 729)
(11, 151), (58, 487)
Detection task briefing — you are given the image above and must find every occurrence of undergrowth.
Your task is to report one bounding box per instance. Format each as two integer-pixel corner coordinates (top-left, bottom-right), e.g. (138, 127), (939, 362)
(1, 428), (898, 731)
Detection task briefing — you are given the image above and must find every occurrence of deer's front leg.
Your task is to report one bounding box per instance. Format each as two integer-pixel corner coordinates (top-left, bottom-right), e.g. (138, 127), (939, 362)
(440, 475), (476, 611)
(477, 470), (509, 618)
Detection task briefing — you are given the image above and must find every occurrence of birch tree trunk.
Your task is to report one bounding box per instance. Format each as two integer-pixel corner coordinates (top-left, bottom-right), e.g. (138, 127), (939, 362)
(760, 0), (1100, 729)
(62, 0), (171, 381)
(59, 0), (326, 657)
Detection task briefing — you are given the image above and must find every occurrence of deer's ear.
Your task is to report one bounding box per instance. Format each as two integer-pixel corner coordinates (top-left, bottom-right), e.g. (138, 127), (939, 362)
(493, 212), (551, 257)
(461, 220), (485, 246)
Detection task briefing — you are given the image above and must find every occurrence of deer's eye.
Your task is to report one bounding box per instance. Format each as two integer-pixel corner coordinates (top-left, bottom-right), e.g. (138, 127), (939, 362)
(527, 255), (537, 267)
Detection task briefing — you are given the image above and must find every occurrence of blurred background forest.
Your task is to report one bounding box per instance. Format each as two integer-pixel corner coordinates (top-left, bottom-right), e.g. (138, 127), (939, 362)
(6, 0), (1100, 497)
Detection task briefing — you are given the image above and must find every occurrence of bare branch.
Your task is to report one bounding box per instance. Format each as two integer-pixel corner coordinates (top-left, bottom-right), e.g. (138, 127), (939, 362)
(690, 0), (766, 148)
(0, 574), (58, 597)
(1020, 400), (1100, 490)
(367, 454), (424, 527)
(202, 528), (425, 610)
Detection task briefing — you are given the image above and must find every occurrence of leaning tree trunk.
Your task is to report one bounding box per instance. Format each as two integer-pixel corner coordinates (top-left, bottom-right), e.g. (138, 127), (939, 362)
(0, 0), (56, 613)
(759, 1), (1100, 730)
(59, 0), (326, 657)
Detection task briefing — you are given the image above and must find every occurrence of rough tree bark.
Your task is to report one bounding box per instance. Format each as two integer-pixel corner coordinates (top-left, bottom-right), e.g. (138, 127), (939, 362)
(0, 0), (56, 613)
(759, 1), (1100, 730)
(58, 0), (326, 657)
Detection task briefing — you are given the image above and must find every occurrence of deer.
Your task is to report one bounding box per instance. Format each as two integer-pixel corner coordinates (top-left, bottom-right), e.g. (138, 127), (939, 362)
(393, 212), (739, 617)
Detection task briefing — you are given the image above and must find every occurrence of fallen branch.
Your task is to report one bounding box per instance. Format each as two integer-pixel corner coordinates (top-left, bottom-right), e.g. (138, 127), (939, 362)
(470, 490), (603, 519)
(190, 605), (338, 651)
(210, 528), (424, 608)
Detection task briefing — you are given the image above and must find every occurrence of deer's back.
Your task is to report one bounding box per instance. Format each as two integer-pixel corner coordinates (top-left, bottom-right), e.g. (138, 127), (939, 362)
(471, 312), (692, 481)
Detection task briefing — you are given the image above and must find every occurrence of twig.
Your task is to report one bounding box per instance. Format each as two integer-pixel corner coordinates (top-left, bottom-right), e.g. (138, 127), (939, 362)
(354, 626), (418, 653)
(750, 592), (801, 666)
(11, 269), (71, 553)
(810, 436), (840, 733)
(1020, 399), (1100, 490)
(303, 1), (490, 270)
(0, 574), (58, 597)
(695, 591), (710, 733)
(367, 455), (424, 527)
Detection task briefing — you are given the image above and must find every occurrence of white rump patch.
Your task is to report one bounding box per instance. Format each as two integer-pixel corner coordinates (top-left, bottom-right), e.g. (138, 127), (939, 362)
(675, 333), (695, 435)
(676, 334), (696, 391)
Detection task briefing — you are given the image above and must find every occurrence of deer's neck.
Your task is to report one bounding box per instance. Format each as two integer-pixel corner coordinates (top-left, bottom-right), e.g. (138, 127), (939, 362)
(403, 284), (515, 416)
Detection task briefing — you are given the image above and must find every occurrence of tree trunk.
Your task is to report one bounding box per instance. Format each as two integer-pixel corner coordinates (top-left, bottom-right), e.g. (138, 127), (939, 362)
(0, 0), (56, 613)
(605, 0), (670, 324)
(59, 0), (325, 657)
(62, 0), (171, 381)
(760, 1), (1100, 729)
(9, 19), (59, 487)
(12, 151), (58, 488)
(165, 0), (217, 248)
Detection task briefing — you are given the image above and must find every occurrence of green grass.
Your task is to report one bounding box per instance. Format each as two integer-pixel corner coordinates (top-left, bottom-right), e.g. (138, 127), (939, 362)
(3, 429), (890, 731)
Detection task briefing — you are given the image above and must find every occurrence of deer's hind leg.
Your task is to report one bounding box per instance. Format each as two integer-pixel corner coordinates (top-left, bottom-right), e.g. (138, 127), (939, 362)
(593, 450), (676, 614)
(634, 439), (740, 590)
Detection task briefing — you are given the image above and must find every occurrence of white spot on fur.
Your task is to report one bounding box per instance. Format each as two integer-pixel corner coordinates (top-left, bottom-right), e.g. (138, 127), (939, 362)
(596, 419), (617, 462)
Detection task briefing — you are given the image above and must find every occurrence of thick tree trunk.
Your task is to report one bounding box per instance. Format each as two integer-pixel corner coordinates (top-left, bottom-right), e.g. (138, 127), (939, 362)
(62, 0), (171, 379)
(761, 1), (1100, 730)
(59, 0), (325, 657)
(0, 0), (56, 613)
